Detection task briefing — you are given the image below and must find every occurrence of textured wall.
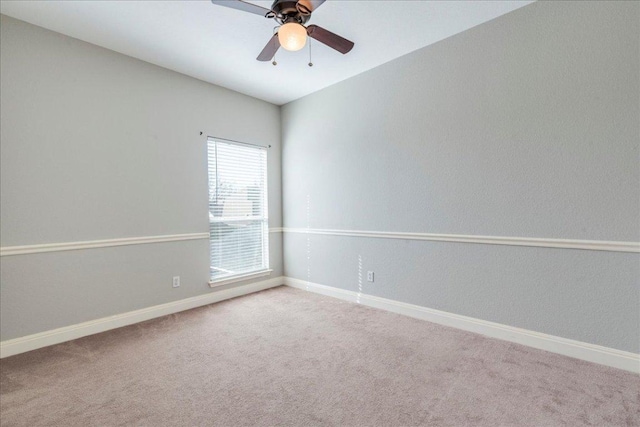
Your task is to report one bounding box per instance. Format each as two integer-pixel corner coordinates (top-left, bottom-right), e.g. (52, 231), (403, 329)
(0, 15), (283, 340)
(281, 1), (640, 352)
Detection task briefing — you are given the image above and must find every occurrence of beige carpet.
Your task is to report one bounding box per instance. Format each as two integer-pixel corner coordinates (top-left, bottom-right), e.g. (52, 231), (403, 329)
(1, 286), (638, 426)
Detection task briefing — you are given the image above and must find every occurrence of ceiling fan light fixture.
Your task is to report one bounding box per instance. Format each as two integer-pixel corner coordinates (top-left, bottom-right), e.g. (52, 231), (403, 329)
(278, 22), (307, 52)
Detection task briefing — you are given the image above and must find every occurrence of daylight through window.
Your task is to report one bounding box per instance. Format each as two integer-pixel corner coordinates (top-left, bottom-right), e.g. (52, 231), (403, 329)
(207, 138), (269, 283)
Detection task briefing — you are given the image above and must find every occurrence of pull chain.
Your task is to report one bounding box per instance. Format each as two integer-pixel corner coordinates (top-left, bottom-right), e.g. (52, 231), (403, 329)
(308, 39), (313, 67)
(272, 27), (279, 66)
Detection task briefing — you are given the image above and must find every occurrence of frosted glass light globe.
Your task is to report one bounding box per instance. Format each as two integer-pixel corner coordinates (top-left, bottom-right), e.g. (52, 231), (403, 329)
(278, 23), (307, 52)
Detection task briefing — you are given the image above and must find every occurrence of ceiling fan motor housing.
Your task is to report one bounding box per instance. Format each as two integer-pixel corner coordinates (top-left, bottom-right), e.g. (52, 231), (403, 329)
(272, 0), (311, 24)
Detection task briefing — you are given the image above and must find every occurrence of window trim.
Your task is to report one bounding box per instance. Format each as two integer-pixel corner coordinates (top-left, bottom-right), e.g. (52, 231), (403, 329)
(208, 269), (273, 288)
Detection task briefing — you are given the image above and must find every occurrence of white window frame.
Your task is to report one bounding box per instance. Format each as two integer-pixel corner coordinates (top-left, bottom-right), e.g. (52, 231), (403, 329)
(207, 137), (271, 287)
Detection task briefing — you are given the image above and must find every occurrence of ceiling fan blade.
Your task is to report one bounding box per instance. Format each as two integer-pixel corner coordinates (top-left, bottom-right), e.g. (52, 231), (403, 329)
(210, 0), (272, 17)
(257, 34), (281, 61)
(306, 25), (354, 54)
(297, 0), (326, 14)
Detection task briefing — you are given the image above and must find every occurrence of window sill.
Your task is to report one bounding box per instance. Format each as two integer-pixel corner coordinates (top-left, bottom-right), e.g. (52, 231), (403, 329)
(208, 269), (273, 288)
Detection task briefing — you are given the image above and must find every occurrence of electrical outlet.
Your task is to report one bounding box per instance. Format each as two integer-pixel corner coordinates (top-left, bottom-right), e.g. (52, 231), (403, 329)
(172, 276), (180, 288)
(367, 271), (374, 282)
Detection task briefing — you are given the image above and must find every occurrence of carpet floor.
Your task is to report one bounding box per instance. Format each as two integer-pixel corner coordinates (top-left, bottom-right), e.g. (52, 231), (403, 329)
(1, 286), (638, 426)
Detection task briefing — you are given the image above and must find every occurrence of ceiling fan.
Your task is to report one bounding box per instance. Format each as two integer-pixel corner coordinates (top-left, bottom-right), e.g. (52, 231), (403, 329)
(210, 0), (354, 62)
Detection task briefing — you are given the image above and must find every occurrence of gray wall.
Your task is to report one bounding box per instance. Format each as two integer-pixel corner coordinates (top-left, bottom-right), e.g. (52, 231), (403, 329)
(0, 15), (283, 341)
(281, 1), (640, 353)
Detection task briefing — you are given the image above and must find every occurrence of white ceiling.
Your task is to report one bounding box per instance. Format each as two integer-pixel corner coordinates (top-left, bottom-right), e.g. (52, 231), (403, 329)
(0, 0), (534, 105)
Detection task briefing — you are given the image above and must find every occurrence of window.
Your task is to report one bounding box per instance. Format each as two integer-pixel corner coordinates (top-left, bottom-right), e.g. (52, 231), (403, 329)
(207, 138), (269, 284)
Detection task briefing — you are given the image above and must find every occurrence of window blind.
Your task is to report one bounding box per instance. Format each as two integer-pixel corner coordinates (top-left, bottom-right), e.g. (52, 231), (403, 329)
(207, 138), (269, 282)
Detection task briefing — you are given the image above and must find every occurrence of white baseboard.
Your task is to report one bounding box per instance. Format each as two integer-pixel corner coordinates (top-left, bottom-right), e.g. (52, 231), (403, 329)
(3, 275), (637, 374)
(284, 277), (639, 374)
(0, 276), (285, 359)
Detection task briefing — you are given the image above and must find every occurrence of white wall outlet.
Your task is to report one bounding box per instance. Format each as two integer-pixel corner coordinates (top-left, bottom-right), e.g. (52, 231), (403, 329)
(367, 271), (374, 282)
(172, 276), (180, 288)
